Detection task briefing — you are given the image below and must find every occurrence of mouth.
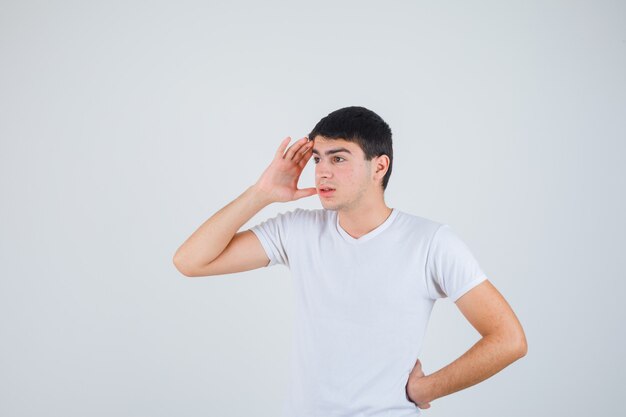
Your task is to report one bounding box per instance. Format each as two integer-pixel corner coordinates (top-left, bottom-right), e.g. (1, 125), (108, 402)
(319, 187), (336, 197)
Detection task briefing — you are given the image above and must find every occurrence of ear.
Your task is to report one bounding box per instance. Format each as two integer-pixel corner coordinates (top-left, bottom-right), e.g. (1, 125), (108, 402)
(373, 154), (389, 180)
(369, 155), (389, 189)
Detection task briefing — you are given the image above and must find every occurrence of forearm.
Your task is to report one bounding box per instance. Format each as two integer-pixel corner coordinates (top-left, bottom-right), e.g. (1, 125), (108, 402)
(173, 184), (271, 272)
(414, 335), (525, 403)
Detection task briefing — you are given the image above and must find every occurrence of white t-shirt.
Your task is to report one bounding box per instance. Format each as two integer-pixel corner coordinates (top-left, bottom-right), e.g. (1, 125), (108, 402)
(250, 207), (488, 417)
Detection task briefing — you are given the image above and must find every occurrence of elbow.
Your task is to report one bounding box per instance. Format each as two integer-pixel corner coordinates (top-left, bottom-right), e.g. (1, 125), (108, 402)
(172, 253), (196, 278)
(173, 253), (214, 278)
(510, 330), (528, 359)
(516, 334), (528, 358)
(489, 329), (527, 361)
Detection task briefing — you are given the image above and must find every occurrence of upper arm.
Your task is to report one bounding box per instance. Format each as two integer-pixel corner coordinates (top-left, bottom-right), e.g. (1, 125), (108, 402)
(181, 230), (270, 277)
(455, 279), (528, 355)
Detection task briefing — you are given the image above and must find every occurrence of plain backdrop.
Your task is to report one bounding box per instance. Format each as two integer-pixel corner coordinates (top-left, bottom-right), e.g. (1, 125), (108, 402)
(1, 1), (624, 416)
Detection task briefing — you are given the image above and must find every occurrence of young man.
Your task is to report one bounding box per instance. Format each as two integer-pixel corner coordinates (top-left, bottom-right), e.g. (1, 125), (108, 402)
(173, 106), (527, 416)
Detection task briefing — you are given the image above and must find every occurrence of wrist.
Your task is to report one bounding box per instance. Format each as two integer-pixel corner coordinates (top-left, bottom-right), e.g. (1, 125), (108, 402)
(247, 184), (274, 206)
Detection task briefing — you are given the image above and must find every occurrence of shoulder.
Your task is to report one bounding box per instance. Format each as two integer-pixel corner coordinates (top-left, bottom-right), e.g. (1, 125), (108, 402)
(291, 207), (333, 222)
(393, 209), (445, 238)
(262, 207), (332, 230)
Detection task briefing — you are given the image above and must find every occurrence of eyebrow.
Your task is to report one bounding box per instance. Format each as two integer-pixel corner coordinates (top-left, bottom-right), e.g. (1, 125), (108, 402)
(311, 147), (352, 156)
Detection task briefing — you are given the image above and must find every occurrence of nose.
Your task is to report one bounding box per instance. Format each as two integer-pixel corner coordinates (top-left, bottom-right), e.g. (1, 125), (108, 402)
(315, 160), (333, 181)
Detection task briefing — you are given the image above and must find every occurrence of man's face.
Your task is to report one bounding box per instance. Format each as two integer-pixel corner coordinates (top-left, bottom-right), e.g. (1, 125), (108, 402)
(311, 136), (379, 211)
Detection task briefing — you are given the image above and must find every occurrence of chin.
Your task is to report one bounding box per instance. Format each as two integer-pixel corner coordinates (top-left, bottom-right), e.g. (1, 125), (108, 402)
(320, 201), (340, 211)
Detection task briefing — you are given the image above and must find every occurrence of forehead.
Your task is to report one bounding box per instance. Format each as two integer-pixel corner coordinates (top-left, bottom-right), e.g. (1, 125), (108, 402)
(311, 136), (362, 155)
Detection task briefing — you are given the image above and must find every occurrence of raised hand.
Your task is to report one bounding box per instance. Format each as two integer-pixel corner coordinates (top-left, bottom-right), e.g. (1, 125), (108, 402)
(253, 136), (317, 204)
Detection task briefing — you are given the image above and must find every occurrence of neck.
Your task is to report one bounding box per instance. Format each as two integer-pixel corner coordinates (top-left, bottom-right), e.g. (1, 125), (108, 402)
(337, 202), (393, 240)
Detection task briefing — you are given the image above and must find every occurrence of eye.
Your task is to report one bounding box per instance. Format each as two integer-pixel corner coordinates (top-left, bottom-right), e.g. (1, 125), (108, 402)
(313, 156), (345, 164)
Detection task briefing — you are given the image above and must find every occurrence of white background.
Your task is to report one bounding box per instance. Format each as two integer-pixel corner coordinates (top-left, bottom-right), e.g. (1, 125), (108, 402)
(1, 1), (624, 416)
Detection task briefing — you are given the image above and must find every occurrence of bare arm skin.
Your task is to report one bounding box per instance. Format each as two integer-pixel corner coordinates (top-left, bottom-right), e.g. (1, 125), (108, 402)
(406, 279), (528, 408)
(173, 136), (317, 277)
(172, 185), (271, 276)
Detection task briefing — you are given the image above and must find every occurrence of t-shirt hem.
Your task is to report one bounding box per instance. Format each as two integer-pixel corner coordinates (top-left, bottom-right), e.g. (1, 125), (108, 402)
(249, 227), (277, 267)
(450, 274), (488, 302)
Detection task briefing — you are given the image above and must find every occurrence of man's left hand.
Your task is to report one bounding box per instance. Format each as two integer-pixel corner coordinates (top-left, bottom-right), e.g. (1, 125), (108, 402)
(405, 358), (431, 409)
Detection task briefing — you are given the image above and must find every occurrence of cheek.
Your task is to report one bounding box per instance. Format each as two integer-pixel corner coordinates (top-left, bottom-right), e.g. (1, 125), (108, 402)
(340, 167), (357, 182)
(346, 172), (367, 190)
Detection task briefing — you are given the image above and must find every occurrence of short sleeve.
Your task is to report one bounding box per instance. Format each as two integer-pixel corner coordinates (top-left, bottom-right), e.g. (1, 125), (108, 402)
(249, 209), (296, 268)
(425, 224), (488, 302)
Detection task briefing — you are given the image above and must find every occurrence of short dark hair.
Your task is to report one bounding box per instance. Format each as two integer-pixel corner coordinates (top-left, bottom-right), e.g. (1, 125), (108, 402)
(308, 106), (393, 191)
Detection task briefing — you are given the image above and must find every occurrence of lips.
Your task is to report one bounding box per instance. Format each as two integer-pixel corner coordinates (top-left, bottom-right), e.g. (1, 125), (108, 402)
(319, 187), (335, 198)
(319, 185), (335, 191)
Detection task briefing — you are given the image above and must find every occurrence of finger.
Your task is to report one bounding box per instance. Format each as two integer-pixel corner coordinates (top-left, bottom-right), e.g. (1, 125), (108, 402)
(286, 136), (309, 160)
(276, 136), (292, 159)
(284, 136), (309, 160)
(294, 140), (313, 164)
(297, 146), (314, 167)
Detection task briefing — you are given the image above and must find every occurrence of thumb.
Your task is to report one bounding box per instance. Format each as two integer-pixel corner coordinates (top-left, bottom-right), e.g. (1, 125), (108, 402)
(294, 187), (318, 200)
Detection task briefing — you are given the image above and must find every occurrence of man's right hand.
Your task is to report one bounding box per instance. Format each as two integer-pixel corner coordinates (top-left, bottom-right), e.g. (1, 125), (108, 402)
(253, 136), (318, 204)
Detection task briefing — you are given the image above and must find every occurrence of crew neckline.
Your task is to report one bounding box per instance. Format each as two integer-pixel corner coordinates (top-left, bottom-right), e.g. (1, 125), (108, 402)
(335, 208), (399, 244)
